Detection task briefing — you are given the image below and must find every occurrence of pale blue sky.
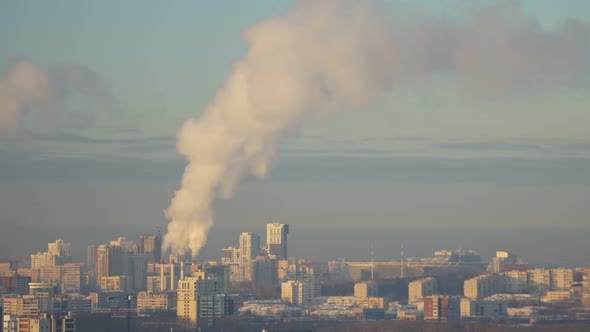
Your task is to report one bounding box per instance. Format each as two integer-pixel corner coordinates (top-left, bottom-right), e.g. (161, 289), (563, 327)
(1, 1), (590, 232)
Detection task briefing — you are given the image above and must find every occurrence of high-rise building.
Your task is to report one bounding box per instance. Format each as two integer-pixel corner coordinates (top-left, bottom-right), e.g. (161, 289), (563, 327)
(95, 245), (110, 287)
(408, 277), (437, 302)
(140, 234), (162, 262)
(266, 223), (289, 259)
(47, 239), (72, 262)
(238, 232), (260, 282)
(177, 277), (199, 324)
(86, 245), (96, 268)
(239, 232), (260, 262)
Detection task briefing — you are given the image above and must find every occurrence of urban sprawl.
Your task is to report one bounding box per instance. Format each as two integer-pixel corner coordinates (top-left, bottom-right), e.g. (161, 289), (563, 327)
(1, 223), (589, 331)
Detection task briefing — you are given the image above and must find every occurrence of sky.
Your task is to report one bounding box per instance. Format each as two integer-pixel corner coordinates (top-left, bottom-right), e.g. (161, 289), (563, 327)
(1, 0), (590, 241)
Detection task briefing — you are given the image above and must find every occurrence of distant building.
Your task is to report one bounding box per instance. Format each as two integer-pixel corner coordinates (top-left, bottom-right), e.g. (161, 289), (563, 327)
(86, 245), (96, 268)
(29, 282), (54, 314)
(408, 277), (437, 303)
(280, 264), (320, 307)
(464, 275), (500, 299)
(354, 281), (378, 298)
(266, 223), (289, 259)
(281, 280), (303, 306)
(139, 234), (162, 262)
(460, 298), (507, 319)
(100, 276), (129, 292)
(177, 277), (199, 324)
(137, 291), (175, 313)
(221, 246), (240, 264)
(47, 239), (72, 263)
(238, 232), (260, 282)
(424, 295), (460, 321)
(31, 252), (59, 269)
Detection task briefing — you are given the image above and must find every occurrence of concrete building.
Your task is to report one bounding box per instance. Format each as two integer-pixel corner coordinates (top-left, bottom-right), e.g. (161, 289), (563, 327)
(139, 234), (162, 263)
(266, 223), (289, 259)
(424, 295), (460, 321)
(60, 264), (82, 294)
(527, 269), (550, 294)
(549, 268), (573, 291)
(542, 290), (573, 303)
(31, 252), (59, 270)
(86, 245), (96, 268)
(280, 264), (320, 307)
(29, 283), (54, 314)
(95, 245), (110, 288)
(460, 298), (507, 319)
(137, 291), (175, 313)
(238, 232), (260, 282)
(408, 277), (437, 302)
(281, 280), (303, 306)
(16, 317), (51, 332)
(47, 239), (72, 263)
(177, 277), (199, 324)
(354, 281), (378, 298)
(221, 246), (240, 264)
(501, 270), (528, 293)
(464, 275), (499, 299)
(198, 294), (237, 321)
(100, 276), (129, 292)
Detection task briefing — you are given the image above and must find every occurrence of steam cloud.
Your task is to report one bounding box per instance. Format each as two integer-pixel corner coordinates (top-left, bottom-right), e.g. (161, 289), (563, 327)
(164, 0), (590, 256)
(0, 59), (113, 137)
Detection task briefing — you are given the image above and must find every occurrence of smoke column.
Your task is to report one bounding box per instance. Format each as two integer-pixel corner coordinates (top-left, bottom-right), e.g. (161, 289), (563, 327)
(164, 0), (590, 256)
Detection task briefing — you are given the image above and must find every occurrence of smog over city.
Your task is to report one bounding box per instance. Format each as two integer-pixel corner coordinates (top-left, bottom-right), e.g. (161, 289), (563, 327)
(1, 1), (590, 331)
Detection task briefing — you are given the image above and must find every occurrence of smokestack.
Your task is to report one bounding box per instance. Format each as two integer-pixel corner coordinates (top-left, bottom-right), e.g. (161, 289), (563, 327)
(170, 259), (175, 291)
(160, 259), (165, 291)
(180, 260), (184, 280)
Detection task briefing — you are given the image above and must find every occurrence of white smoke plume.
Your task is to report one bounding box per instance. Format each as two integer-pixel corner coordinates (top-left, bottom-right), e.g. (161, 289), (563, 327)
(0, 59), (114, 137)
(0, 60), (49, 135)
(164, 0), (590, 256)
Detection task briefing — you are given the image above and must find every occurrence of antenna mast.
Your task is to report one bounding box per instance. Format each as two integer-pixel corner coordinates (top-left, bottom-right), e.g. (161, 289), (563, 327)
(400, 243), (405, 278)
(370, 242), (375, 281)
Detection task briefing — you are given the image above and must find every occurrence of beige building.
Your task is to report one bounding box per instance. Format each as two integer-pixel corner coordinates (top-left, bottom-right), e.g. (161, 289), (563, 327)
(542, 290), (572, 303)
(501, 270), (528, 293)
(177, 277), (199, 324)
(100, 276), (129, 292)
(2, 296), (39, 316)
(47, 239), (72, 262)
(355, 296), (388, 310)
(137, 291), (175, 312)
(408, 277), (437, 302)
(354, 281), (378, 298)
(281, 280), (303, 306)
(31, 252), (59, 269)
(464, 275), (499, 299)
(549, 268), (573, 291)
